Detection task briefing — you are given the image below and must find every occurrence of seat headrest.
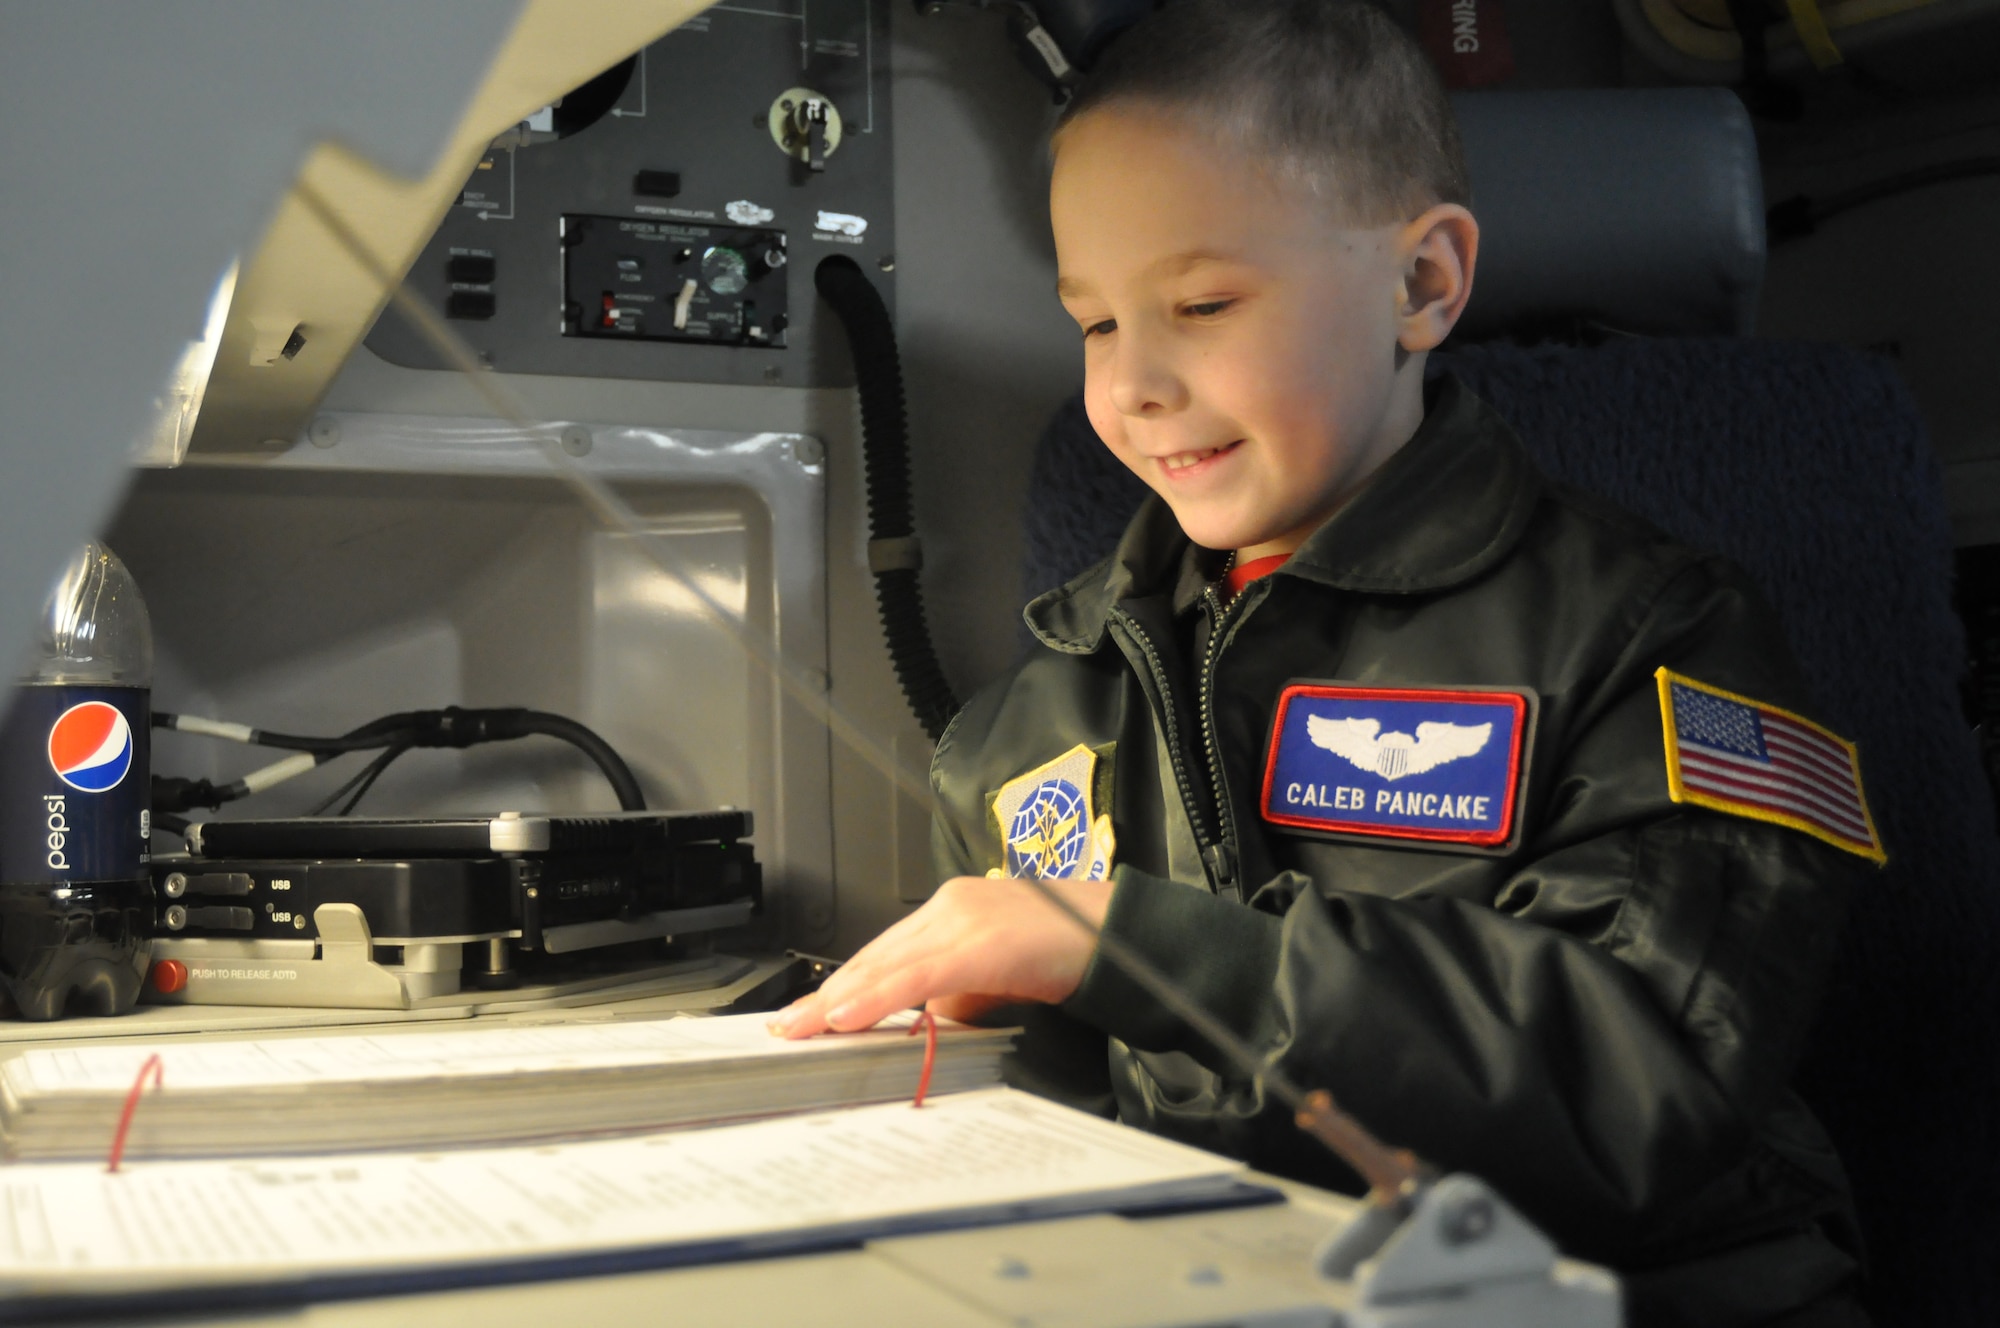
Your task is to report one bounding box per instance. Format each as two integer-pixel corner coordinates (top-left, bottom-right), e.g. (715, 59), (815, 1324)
(1451, 89), (1765, 340)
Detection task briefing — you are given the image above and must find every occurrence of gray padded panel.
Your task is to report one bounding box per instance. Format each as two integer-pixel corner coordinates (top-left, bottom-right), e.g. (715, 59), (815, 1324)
(1452, 88), (1765, 340)
(0, 2), (522, 689)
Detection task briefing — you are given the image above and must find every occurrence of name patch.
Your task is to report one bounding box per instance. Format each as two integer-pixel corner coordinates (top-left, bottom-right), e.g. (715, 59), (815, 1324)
(1259, 683), (1532, 849)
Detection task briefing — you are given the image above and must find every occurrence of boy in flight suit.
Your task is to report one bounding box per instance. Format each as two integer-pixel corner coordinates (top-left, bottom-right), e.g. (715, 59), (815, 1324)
(775, 3), (1880, 1323)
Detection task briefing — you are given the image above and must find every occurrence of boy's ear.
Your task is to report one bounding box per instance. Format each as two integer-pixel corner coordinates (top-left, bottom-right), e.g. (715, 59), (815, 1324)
(1394, 203), (1479, 353)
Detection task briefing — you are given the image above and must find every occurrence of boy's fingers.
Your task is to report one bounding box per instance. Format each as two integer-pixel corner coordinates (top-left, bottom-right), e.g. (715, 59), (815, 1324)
(772, 980), (1003, 1044)
(766, 875), (1091, 1039)
(810, 933), (934, 1009)
(768, 960), (951, 1039)
(823, 960), (953, 1031)
(767, 989), (831, 1037)
(768, 939), (946, 1038)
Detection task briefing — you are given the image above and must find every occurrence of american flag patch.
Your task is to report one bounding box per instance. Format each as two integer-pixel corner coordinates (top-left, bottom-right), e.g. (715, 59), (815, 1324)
(1656, 668), (1884, 863)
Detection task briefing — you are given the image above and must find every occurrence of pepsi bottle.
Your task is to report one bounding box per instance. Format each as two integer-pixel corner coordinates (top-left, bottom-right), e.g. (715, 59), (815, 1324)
(0, 542), (152, 1019)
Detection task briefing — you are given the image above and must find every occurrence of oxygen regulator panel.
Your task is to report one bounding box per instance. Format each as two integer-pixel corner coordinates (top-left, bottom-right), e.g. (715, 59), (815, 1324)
(364, 1), (894, 389)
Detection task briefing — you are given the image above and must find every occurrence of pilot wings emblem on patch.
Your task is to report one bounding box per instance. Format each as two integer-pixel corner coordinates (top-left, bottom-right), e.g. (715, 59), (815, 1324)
(1262, 683), (1534, 852)
(1306, 715), (1492, 781)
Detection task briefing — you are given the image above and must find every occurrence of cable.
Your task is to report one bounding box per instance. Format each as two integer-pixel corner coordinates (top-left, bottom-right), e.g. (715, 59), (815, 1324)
(153, 707), (646, 813)
(151, 712), (435, 813)
(334, 743), (411, 817)
(151, 714), (410, 813)
(1769, 156), (2000, 244)
(303, 744), (400, 817)
(490, 710), (646, 812)
(355, 708), (645, 811)
(813, 255), (961, 741)
(1725, 0), (1804, 121)
(149, 775), (231, 814)
(155, 711), (410, 754)
(1010, 871), (1424, 1206)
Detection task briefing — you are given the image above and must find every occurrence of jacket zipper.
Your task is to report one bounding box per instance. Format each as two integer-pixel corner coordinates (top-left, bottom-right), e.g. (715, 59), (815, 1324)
(1108, 602), (1241, 895)
(1197, 584), (1242, 893)
(1107, 607), (1217, 856)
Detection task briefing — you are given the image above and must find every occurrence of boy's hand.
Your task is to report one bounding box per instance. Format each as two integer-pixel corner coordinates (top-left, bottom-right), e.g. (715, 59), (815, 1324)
(767, 874), (1114, 1038)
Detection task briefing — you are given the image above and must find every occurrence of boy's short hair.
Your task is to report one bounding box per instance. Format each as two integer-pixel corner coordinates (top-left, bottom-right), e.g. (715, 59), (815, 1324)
(1055, 0), (1469, 225)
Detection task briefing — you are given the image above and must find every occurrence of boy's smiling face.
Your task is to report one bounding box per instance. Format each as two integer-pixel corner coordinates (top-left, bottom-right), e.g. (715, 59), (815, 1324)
(1051, 105), (1472, 560)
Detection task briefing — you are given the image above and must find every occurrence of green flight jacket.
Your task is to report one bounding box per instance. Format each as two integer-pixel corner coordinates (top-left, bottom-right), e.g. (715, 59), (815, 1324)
(930, 377), (1873, 1327)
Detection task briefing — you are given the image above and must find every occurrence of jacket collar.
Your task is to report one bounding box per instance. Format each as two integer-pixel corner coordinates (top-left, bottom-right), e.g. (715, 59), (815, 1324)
(1025, 375), (1545, 654)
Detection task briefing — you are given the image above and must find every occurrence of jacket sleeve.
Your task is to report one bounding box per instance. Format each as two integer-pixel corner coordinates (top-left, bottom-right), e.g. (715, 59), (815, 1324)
(1059, 558), (1870, 1265)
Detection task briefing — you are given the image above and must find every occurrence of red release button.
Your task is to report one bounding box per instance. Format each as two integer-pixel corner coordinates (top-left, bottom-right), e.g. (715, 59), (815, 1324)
(149, 959), (189, 995)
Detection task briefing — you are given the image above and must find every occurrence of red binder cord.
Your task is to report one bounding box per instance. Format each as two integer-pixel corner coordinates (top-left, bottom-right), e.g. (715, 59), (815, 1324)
(909, 1008), (938, 1108)
(106, 1053), (163, 1174)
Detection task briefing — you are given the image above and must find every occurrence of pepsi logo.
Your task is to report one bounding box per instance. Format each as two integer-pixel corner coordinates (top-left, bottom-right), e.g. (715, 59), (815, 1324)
(47, 701), (134, 793)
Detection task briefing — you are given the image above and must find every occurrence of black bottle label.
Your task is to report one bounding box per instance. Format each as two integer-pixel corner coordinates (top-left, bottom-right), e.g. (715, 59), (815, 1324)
(0, 685), (150, 886)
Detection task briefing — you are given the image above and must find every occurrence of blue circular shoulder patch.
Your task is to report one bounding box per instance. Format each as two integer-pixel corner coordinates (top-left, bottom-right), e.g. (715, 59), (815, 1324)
(1004, 777), (1088, 879)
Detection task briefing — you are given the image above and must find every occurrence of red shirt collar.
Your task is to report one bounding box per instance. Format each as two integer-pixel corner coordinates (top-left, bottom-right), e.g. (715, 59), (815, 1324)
(1222, 553), (1290, 601)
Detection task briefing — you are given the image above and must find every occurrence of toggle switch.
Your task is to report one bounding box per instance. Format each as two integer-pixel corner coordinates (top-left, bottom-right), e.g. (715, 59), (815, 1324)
(797, 99), (830, 172)
(768, 87), (843, 171)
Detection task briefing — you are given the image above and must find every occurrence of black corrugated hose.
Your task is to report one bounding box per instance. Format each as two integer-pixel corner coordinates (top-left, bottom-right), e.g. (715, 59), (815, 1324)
(814, 255), (961, 741)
